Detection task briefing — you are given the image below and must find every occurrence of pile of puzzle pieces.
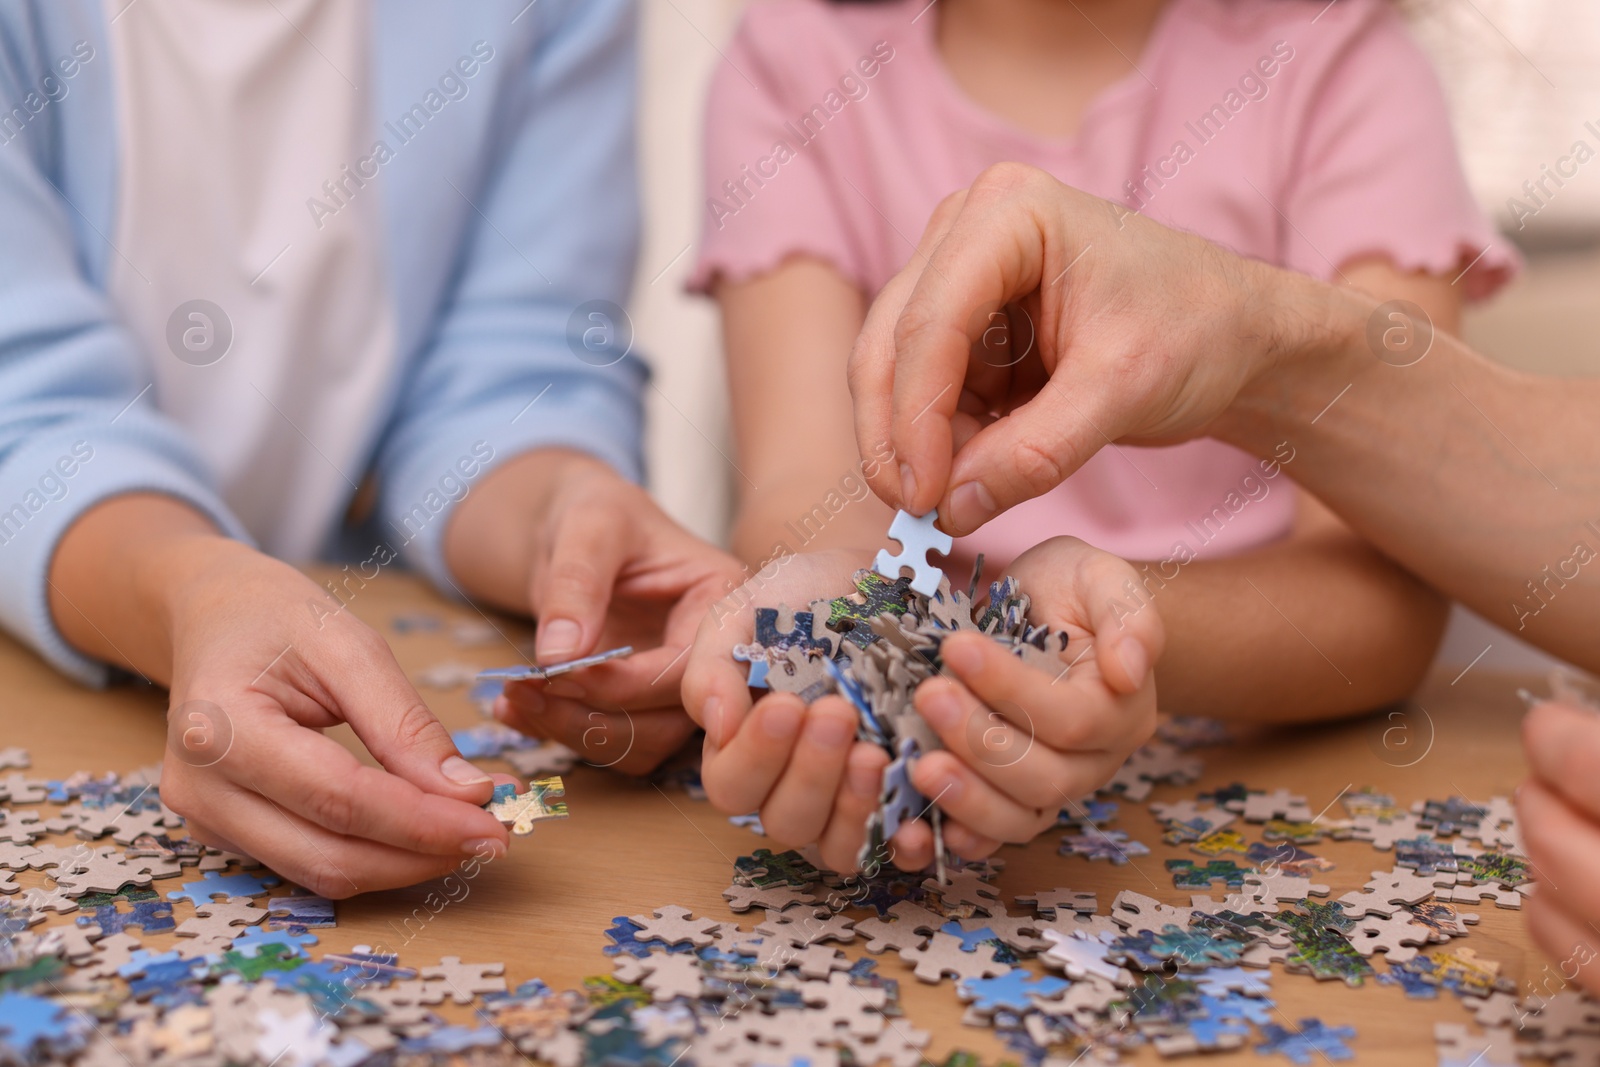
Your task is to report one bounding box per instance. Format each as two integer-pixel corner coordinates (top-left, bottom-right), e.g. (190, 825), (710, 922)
(732, 511), (1073, 867)
(0, 752), (574, 1065)
(4, 716), (1585, 1066)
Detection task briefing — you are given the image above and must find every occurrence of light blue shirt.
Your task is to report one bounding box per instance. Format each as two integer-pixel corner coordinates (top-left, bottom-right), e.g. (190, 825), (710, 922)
(0, 0), (646, 684)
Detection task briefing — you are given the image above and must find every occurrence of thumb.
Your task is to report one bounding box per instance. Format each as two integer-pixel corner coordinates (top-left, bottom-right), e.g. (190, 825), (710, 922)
(318, 628), (497, 804)
(938, 378), (1112, 535)
(1076, 547), (1166, 695)
(529, 506), (628, 662)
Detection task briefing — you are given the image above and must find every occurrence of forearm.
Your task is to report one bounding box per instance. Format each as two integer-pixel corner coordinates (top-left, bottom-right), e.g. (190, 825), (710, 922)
(47, 494), (234, 685)
(730, 485), (892, 568)
(1142, 529), (1448, 721)
(1219, 269), (1600, 671)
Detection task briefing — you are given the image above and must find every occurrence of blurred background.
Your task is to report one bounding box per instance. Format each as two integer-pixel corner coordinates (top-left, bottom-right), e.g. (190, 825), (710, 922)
(628, 0), (1600, 676)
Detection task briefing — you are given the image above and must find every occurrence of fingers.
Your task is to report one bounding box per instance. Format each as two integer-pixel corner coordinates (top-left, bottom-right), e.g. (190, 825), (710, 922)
(1008, 536), (1166, 694)
(494, 692), (698, 776)
(849, 188), (969, 511)
(817, 743), (889, 874)
(167, 772), (494, 899)
(307, 627), (498, 807)
(1524, 888), (1600, 998)
(681, 594), (761, 748)
(700, 693), (807, 816)
(1523, 701), (1600, 821)
(1516, 781), (1600, 922)
(759, 697), (858, 847)
(219, 714), (509, 857)
(888, 166), (1057, 520)
(909, 747), (1090, 846)
(529, 505), (631, 662)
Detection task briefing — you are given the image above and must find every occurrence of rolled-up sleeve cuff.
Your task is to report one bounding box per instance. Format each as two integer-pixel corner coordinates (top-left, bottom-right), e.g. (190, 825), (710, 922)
(0, 430), (250, 688)
(377, 375), (645, 598)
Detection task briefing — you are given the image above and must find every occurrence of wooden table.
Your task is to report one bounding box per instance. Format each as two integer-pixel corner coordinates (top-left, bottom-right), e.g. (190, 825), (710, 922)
(2, 568), (1548, 1065)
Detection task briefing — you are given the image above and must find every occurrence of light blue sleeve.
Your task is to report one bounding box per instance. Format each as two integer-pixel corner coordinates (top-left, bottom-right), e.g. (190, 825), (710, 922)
(373, 0), (648, 595)
(0, 38), (251, 687)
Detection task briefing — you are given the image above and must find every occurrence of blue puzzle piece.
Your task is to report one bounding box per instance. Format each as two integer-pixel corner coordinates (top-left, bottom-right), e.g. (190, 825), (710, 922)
(266, 894), (337, 930)
(233, 924), (319, 958)
(940, 922), (1001, 953)
(165, 870), (281, 907)
(78, 900), (175, 936)
(126, 957), (210, 1002)
(263, 961), (381, 1017)
(451, 725), (536, 759)
(0, 992), (78, 1059)
(1255, 1018), (1357, 1064)
(1200, 991), (1275, 1026)
(957, 971), (1067, 1014)
(602, 917), (694, 959)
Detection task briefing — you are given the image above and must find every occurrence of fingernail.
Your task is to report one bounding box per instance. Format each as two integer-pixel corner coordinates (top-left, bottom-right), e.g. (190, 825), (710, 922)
(546, 680), (585, 700)
(899, 462), (918, 507)
(849, 760), (881, 798)
(1117, 639), (1149, 684)
(919, 685), (963, 730)
(441, 755), (492, 786)
(949, 481), (997, 532)
(536, 618), (582, 660)
(762, 702), (803, 741)
(807, 711), (853, 750)
(462, 837), (505, 859)
(703, 696), (724, 746)
(929, 774), (962, 804)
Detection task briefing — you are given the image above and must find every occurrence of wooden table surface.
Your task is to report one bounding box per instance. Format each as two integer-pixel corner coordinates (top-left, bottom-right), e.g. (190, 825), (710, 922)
(1, 568), (1551, 1065)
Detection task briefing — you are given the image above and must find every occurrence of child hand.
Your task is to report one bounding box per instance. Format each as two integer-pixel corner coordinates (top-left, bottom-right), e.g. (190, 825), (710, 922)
(892, 536), (1164, 868)
(682, 550), (894, 860)
(160, 540), (514, 898)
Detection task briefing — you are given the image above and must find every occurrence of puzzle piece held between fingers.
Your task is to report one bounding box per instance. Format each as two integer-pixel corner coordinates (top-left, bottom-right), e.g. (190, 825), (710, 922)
(874, 511), (953, 597)
(486, 777), (569, 836)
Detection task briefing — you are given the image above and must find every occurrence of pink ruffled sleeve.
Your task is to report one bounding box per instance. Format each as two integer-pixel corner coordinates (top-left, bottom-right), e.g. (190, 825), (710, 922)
(686, 9), (868, 295)
(1280, 5), (1518, 300)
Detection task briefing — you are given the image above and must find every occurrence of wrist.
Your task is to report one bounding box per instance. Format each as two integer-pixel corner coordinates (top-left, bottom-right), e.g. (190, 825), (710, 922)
(443, 446), (616, 610)
(1212, 262), (1372, 455)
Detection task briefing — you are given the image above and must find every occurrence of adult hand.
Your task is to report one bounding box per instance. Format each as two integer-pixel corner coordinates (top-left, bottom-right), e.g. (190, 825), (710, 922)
(469, 451), (747, 775)
(160, 538), (513, 898)
(847, 162), (1315, 536)
(1518, 698), (1600, 996)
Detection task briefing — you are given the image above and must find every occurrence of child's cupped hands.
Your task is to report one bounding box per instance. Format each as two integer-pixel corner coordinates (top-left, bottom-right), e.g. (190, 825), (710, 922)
(680, 537), (1163, 874)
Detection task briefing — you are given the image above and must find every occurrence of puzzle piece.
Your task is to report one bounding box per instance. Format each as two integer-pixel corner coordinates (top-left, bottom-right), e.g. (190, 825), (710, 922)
(267, 894), (336, 930)
(898, 932), (1009, 984)
(957, 971), (1067, 1015)
(626, 907), (719, 948)
(1255, 1018), (1356, 1064)
(874, 510), (953, 597)
(165, 870), (281, 907)
(485, 777), (569, 835)
(1059, 830), (1150, 865)
(1166, 858), (1249, 889)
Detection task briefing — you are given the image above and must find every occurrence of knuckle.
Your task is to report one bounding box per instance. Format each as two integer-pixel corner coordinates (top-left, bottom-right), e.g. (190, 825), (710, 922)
(1011, 438), (1066, 495)
(297, 858), (356, 900)
(304, 781), (360, 837)
(392, 701), (449, 753)
(971, 161), (1042, 198)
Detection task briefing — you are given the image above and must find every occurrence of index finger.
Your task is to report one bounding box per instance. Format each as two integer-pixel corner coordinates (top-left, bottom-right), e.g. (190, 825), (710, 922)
(848, 188), (969, 511)
(887, 166), (1053, 517)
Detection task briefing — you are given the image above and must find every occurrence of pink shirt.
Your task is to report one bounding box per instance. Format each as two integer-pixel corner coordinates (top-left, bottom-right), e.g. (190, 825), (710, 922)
(692, 0), (1516, 569)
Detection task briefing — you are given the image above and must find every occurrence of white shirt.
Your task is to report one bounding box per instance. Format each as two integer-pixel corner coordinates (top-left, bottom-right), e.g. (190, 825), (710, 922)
(105, 0), (396, 560)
